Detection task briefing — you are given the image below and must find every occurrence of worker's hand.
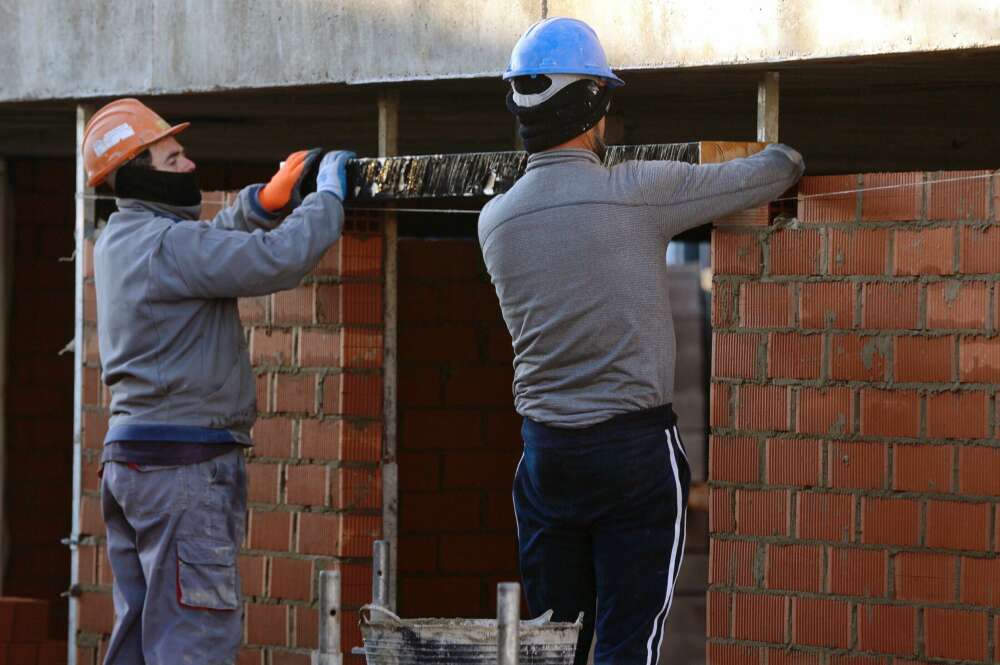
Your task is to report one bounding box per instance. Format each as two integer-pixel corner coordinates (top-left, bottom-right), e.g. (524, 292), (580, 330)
(258, 148), (323, 212)
(315, 150), (356, 202)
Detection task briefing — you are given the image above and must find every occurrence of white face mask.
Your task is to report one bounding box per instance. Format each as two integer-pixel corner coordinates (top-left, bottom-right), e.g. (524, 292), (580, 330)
(511, 74), (601, 108)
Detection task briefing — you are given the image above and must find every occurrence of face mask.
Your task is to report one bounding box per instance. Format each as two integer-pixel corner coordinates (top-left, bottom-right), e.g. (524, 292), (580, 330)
(115, 165), (202, 207)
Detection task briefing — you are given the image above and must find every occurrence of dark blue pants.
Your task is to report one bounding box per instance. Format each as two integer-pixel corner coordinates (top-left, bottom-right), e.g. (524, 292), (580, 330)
(514, 405), (690, 665)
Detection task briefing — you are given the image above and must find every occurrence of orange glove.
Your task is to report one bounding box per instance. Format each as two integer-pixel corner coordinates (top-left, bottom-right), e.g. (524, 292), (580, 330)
(258, 150), (309, 212)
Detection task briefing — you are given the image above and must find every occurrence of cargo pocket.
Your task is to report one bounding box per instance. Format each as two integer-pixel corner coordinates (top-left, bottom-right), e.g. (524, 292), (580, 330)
(176, 538), (239, 611)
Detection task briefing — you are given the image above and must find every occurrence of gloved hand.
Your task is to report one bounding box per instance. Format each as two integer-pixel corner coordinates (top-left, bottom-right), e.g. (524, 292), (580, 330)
(315, 150), (356, 202)
(258, 148), (323, 212)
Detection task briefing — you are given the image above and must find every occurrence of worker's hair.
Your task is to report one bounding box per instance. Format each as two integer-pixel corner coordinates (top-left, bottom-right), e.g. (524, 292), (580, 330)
(105, 150), (152, 191)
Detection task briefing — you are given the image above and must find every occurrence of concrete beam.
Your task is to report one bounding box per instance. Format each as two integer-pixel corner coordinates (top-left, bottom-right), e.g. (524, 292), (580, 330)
(1, 0), (997, 103)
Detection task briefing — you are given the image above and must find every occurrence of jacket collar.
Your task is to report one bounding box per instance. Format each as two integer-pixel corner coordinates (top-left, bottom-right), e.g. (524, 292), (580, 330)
(525, 148), (602, 172)
(115, 197), (202, 222)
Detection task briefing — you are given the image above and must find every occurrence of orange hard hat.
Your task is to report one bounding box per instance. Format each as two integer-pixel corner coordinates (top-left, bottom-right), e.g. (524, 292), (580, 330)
(82, 98), (190, 187)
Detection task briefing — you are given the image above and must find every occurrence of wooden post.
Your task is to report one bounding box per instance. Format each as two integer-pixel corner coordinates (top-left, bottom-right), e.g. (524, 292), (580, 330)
(377, 89), (400, 612)
(756, 71), (780, 143)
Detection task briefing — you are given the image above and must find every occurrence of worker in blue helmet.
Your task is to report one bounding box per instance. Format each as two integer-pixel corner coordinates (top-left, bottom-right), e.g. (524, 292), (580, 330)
(481, 16), (806, 665)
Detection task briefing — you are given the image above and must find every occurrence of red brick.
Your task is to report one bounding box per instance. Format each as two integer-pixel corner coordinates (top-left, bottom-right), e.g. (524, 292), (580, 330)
(711, 382), (733, 428)
(251, 418), (293, 458)
(927, 170), (992, 221)
(959, 336), (1000, 382)
(486, 325), (514, 363)
(338, 514), (381, 557)
(443, 366), (514, 407)
(717, 204), (770, 226)
(960, 557), (1000, 606)
(441, 282), (502, 323)
(707, 591), (730, 638)
(314, 284), (341, 323)
(400, 576), (483, 618)
(927, 281), (988, 330)
(247, 462), (280, 504)
(768, 333), (822, 379)
(958, 446), (1000, 496)
(926, 500), (990, 551)
(765, 438), (821, 486)
(269, 557), (313, 602)
(439, 533), (516, 573)
(80, 493), (104, 535)
(797, 492), (854, 542)
(735, 489), (789, 537)
(399, 324), (479, 363)
(861, 283), (919, 329)
(712, 230), (762, 275)
(296, 512), (338, 555)
(861, 172), (923, 221)
(960, 226), (1000, 273)
(285, 464), (328, 506)
(484, 490), (516, 529)
(769, 229), (822, 275)
(401, 409), (482, 450)
(895, 552), (955, 602)
(797, 175), (857, 223)
(272, 285), (314, 324)
(861, 497), (919, 547)
(923, 608), (987, 662)
(829, 548), (885, 596)
(256, 373), (271, 414)
(240, 555), (266, 597)
(332, 372), (383, 417)
(713, 332), (760, 379)
(337, 562), (375, 608)
(246, 603), (287, 646)
(248, 510), (292, 551)
(892, 444), (952, 492)
(856, 604), (916, 655)
(341, 328), (384, 369)
(77, 591), (113, 634)
(860, 389), (920, 438)
(710, 488), (735, 534)
(709, 436), (759, 483)
(830, 334), (888, 381)
(791, 597), (849, 648)
(767, 650), (821, 665)
(398, 283), (441, 323)
(796, 387), (852, 437)
(400, 491), (481, 532)
(443, 451), (518, 489)
(709, 537), (755, 587)
(766, 544), (823, 592)
(251, 328), (293, 366)
(799, 282), (853, 330)
(740, 283), (793, 328)
(336, 420), (382, 463)
(275, 373), (316, 413)
(713, 281), (739, 328)
(733, 594), (786, 644)
(829, 229), (888, 275)
(82, 410), (108, 450)
(894, 227), (954, 276)
(706, 644), (762, 665)
(894, 335), (953, 382)
(332, 466), (381, 511)
(298, 329), (341, 367)
(736, 385), (789, 432)
(271, 652), (310, 665)
(341, 232), (384, 277)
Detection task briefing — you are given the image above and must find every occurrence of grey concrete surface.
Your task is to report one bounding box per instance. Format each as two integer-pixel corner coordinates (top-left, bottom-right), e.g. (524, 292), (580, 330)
(1, 0), (998, 103)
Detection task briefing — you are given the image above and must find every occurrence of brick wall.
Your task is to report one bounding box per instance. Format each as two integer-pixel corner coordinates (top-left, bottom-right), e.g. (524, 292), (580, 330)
(396, 238), (521, 618)
(76, 200), (387, 665)
(5, 159), (75, 634)
(708, 170), (1000, 663)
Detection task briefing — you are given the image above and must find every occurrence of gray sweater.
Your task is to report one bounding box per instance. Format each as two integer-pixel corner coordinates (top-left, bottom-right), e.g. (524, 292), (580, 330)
(478, 145), (804, 428)
(95, 186), (343, 445)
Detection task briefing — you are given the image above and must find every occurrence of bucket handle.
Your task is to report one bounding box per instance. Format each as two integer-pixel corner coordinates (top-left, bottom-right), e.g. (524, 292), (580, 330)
(361, 603), (403, 625)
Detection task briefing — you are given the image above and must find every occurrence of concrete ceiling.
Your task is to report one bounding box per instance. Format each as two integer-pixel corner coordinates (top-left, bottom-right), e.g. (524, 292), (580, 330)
(1, 50), (998, 182)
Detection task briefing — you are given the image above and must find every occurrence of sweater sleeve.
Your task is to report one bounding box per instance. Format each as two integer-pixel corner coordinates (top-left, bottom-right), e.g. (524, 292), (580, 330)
(205, 184), (285, 233)
(634, 143), (805, 238)
(153, 191), (343, 300)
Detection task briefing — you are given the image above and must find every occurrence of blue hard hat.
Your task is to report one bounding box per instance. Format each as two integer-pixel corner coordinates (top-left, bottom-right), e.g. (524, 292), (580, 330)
(504, 17), (625, 87)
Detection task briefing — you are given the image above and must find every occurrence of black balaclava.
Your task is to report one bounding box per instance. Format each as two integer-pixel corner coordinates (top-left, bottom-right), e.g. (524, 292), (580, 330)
(115, 164), (202, 207)
(507, 77), (611, 154)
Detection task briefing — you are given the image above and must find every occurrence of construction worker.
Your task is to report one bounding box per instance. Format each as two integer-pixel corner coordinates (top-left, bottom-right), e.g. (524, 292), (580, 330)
(480, 18), (805, 665)
(82, 98), (352, 664)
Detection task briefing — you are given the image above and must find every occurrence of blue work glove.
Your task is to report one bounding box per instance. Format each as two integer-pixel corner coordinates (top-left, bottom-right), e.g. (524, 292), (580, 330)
(316, 150), (355, 201)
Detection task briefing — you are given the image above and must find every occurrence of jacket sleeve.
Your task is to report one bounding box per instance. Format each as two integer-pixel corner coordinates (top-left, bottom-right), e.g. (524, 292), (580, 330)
(153, 191), (344, 300)
(634, 143), (805, 238)
(206, 184), (285, 233)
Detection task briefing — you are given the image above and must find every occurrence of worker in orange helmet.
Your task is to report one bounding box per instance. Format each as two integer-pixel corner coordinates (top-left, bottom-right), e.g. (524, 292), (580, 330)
(83, 98), (352, 665)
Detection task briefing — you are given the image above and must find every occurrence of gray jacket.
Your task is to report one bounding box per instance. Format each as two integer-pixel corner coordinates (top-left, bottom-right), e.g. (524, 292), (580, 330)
(478, 144), (804, 428)
(95, 186), (343, 445)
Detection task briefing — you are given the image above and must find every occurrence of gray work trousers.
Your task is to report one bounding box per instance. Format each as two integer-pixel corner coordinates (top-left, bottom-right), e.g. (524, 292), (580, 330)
(101, 449), (246, 665)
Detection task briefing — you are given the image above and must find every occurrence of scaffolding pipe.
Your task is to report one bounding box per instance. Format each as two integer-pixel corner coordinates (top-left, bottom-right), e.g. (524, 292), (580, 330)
(314, 569), (343, 665)
(372, 539), (390, 607)
(497, 582), (521, 665)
